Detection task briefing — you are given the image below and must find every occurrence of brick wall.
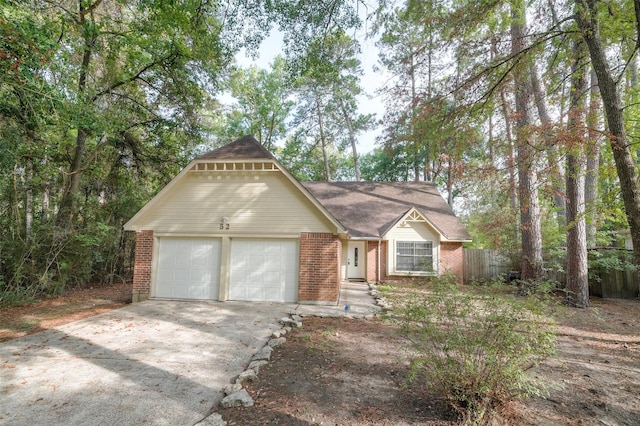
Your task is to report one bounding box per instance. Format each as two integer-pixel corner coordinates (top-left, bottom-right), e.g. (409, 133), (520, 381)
(132, 230), (153, 302)
(440, 241), (464, 283)
(366, 242), (377, 281)
(298, 232), (341, 304)
(366, 241), (388, 282)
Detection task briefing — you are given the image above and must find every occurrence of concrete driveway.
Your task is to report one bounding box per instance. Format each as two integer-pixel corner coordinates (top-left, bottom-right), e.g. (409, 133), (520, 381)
(0, 300), (294, 426)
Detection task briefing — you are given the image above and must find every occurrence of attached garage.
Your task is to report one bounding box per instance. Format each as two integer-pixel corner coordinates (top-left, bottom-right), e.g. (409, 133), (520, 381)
(155, 238), (221, 300)
(125, 136), (351, 304)
(229, 239), (298, 302)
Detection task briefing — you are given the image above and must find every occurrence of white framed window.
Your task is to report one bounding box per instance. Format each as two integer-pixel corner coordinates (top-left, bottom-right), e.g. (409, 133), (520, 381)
(396, 241), (433, 272)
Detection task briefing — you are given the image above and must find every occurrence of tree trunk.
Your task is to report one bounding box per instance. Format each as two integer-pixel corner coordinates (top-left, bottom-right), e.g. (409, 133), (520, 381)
(410, 51), (420, 181)
(24, 159), (33, 241)
(565, 38), (589, 308)
(511, 0), (544, 280)
(530, 62), (566, 228)
(494, 35), (520, 247)
(57, 3), (95, 225)
(446, 156), (454, 207)
(499, 86), (520, 247)
(576, 0), (640, 295)
(337, 96), (361, 181)
(585, 69), (601, 248)
(314, 93), (331, 181)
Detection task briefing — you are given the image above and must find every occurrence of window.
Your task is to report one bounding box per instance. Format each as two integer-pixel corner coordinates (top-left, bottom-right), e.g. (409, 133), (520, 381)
(396, 241), (433, 272)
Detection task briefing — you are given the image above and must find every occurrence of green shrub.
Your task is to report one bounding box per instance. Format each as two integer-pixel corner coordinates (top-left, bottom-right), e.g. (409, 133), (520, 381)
(388, 277), (556, 424)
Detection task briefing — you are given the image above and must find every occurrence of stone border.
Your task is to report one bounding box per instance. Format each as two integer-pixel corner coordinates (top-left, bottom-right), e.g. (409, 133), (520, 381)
(194, 315), (302, 426)
(195, 285), (386, 426)
(368, 282), (392, 310)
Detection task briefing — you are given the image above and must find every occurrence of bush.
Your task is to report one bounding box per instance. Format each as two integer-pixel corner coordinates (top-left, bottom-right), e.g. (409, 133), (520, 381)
(388, 277), (556, 424)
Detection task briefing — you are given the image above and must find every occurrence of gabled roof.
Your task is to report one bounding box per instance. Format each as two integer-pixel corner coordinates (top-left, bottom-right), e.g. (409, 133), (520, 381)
(124, 135), (346, 234)
(198, 135), (275, 160)
(302, 181), (471, 241)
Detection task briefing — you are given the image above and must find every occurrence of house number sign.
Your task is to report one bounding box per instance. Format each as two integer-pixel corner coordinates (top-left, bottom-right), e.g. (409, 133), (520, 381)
(219, 223), (230, 230)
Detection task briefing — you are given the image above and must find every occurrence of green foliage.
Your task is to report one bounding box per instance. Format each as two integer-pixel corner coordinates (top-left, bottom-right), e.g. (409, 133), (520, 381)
(360, 147), (412, 181)
(211, 56), (294, 149)
(588, 249), (637, 283)
(0, 0), (271, 298)
(388, 277), (556, 423)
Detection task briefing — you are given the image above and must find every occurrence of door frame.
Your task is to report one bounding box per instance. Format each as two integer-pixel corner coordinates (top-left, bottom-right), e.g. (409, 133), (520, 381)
(347, 241), (366, 280)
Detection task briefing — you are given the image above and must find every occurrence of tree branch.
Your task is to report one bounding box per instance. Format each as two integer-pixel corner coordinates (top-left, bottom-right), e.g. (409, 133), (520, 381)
(80, 0), (104, 18)
(91, 53), (177, 102)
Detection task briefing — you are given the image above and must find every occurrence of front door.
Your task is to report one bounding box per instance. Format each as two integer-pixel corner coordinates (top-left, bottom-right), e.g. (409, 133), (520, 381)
(347, 241), (366, 280)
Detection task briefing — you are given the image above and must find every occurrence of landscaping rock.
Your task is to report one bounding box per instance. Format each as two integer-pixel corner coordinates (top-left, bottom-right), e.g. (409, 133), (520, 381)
(272, 329), (287, 338)
(224, 383), (242, 396)
(248, 360), (268, 374)
(220, 390), (254, 408)
(237, 369), (257, 384)
(268, 337), (286, 347)
(280, 317), (302, 328)
(251, 345), (273, 361)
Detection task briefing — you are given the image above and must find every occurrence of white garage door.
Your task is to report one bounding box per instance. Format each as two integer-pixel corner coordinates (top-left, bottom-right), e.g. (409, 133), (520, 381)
(229, 239), (298, 302)
(156, 238), (221, 300)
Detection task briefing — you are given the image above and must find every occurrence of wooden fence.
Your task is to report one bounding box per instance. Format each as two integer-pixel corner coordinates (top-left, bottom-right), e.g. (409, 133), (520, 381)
(463, 248), (639, 299)
(463, 249), (514, 283)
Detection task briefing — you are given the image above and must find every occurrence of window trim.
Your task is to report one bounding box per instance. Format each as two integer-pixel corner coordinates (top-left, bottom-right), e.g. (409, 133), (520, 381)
(394, 240), (436, 275)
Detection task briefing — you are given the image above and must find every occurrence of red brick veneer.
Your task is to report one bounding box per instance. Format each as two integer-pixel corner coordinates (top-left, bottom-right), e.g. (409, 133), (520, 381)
(298, 232), (341, 304)
(366, 240), (388, 282)
(440, 241), (464, 283)
(132, 230), (153, 302)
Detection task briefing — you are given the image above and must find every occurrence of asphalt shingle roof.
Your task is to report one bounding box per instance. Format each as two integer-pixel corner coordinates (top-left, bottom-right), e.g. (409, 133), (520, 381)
(302, 181), (471, 241)
(198, 135), (275, 160)
(197, 136), (470, 241)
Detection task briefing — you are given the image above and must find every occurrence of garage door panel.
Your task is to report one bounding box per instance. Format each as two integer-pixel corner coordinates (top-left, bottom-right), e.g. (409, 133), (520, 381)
(264, 271), (281, 284)
(156, 239), (220, 300)
(230, 239), (298, 303)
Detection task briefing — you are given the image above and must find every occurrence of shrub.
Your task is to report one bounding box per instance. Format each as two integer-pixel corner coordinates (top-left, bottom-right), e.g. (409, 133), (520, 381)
(388, 277), (556, 424)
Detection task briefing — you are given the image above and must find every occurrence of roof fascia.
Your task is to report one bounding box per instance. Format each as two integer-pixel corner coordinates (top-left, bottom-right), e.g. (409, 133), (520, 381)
(380, 207), (448, 240)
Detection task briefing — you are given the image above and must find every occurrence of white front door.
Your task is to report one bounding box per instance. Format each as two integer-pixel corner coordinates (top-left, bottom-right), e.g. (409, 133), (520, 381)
(229, 239), (298, 302)
(347, 241), (366, 280)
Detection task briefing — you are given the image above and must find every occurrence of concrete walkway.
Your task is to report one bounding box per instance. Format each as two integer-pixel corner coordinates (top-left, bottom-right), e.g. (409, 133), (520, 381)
(0, 282), (379, 426)
(292, 281), (381, 318)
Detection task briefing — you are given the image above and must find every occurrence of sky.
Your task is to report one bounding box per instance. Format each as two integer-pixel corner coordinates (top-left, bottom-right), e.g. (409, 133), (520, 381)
(234, 29), (388, 154)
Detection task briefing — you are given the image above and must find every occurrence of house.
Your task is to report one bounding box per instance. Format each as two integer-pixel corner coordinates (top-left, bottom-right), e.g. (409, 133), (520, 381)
(124, 135), (471, 304)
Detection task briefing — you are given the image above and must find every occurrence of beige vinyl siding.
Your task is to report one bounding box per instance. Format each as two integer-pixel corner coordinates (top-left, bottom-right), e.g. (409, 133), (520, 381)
(132, 171), (334, 234)
(386, 221), (440, 275)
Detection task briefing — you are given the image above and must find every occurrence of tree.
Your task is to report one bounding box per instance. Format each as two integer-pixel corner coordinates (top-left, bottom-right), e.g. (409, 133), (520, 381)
(510, 0), (544, 280)
(290, 30), (372, 181)
(575, 0), (640, 294)
(213, 56), (294, 150)
(0, 0), (271, 297)
(376, 4), (436, 181)
(52, 0), (231, 224)
(585, 70), (602, 248)
(565, 37), (589, 307)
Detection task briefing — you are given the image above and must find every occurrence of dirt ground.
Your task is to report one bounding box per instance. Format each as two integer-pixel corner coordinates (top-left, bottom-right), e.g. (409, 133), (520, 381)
(1, 284), (639, 425)
(0, 282), (131, 342)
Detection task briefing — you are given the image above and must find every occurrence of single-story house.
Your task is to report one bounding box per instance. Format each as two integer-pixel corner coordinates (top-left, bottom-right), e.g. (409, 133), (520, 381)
(124, 135), (471, 304)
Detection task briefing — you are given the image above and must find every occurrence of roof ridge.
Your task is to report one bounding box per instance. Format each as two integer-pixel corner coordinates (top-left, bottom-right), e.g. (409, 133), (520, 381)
(198, 135), (275, 160)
